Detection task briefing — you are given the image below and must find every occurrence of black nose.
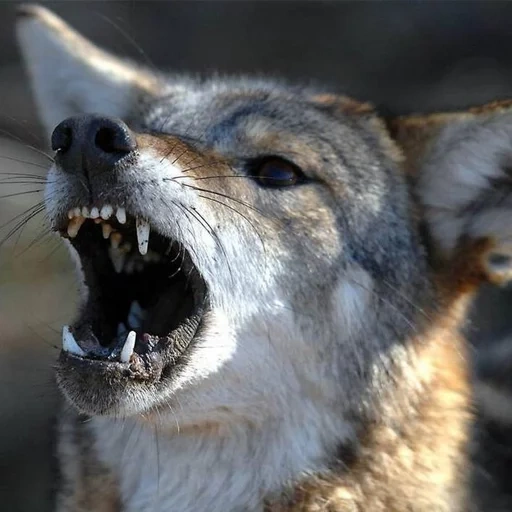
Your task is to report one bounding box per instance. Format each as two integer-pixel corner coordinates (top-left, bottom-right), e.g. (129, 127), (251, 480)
(51, 114), (136, 176)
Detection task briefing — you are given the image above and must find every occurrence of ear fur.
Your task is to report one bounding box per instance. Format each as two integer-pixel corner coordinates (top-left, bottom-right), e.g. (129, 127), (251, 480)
(16, 5), (163, 135)
(391, 100), (512, 287)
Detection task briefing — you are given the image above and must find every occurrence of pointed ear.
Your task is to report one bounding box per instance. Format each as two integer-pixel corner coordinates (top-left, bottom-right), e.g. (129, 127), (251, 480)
(390, 100), (512, 287)
(16, 5), (163, 135)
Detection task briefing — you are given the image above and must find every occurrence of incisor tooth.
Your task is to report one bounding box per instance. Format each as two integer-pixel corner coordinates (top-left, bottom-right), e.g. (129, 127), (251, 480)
(111, 232), (122, 249)
(136, 217), (150, 255)
(67, 216), (85, 238)
(120, 331), (136, 363)
(90, 207), (99, 219)
(81, 206), (90, 218)
(102, 223), (113, 239)
(116, 207), (126, 224)
(62, 326), (86, 356)
(100, 205), (113, 220)
(67, 210), (74, 220)
(72, 207), (81, 218)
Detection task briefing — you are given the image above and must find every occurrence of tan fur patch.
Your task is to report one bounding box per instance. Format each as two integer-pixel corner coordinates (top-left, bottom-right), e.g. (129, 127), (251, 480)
(266, 322), (471, 512)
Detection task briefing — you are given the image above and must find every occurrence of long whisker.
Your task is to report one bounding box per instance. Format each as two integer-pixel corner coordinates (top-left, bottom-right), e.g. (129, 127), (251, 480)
(0, 155), (49, 169)
(0, 201), (45, 230)
(0, 127), (54, 162)
(0, 203), (46, 249)
(0, 189), (43, 200)
(197, 194), (266, 255)
(96, 13), (157, 74)
(181, 183), (269, 218)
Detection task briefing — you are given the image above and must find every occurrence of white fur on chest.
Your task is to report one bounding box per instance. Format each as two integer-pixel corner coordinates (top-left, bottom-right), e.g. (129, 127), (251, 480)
(89, 280), (369, 512)
(92, 411), (350, 512)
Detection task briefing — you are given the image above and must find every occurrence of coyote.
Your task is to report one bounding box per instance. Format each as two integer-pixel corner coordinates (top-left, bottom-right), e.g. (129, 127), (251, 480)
(16, 5), (512, 511)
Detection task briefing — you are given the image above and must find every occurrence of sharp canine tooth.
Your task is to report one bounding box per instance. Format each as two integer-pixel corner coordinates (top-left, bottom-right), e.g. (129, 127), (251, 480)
(111, 232), (122, 249)
(67, 216), (85, 238)
(81, 206), (90, 218)
(100, 205), (113, 220)
(136, 217), (150, 255)
(67, 210), (74, 219)
(109, 247), (125, 273)
(116, 207), (126, 224)
(102, 223), (113, 239)
(120, 331), (136, 363)
(62, 326), (86, 356)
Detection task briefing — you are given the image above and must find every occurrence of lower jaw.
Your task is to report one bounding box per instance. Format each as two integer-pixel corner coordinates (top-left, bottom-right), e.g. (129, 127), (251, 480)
(56, 320), (204, 416)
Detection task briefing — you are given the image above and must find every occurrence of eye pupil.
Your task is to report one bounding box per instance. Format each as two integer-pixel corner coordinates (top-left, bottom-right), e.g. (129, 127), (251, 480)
(256, 158), (302, 188)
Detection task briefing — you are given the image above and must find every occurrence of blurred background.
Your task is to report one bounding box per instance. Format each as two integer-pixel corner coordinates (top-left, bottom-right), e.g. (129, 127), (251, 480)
(1, 1), (512, 510)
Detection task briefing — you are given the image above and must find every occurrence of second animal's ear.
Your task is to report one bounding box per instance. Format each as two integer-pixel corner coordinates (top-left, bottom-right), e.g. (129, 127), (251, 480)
(16, 5), (164, 136)
(390, 101), (512, 287)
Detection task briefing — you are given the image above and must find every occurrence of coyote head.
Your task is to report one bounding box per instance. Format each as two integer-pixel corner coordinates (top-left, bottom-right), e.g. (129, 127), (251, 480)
(17, 6), (512, 436)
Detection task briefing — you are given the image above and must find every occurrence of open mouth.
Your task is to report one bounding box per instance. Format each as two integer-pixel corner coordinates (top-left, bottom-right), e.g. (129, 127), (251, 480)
(58, 205), (208, 380)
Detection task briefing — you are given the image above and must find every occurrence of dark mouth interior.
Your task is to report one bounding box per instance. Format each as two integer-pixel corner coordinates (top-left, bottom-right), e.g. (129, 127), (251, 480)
(66, 215), (207, 361)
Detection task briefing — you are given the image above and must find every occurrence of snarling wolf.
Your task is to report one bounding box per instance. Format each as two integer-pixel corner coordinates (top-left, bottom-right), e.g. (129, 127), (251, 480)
(15, 5), (512, 511)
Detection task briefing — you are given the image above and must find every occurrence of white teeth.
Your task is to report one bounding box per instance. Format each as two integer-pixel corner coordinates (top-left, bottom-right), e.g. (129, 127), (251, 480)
(81, 206), (90, 218)
(136, 217), (150, 255)
(120, 331), (136, 363)
(68, 207), (82, 219)
(100, 205), (114, 220)
(111, 232), (122, 249)
(67, 216), (86, 238)
(62, 325), (86, 356)
(116, 207), (127, 225)
(117, 322), (128, 336)
(109, 246), (126, 273)
(102, 223), (113, 239)
(128, 300), (145, 329)
(90, 207), (100, 219)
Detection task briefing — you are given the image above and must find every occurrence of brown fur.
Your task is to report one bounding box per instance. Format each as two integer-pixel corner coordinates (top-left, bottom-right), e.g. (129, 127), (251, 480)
(266, 333), (471, 512)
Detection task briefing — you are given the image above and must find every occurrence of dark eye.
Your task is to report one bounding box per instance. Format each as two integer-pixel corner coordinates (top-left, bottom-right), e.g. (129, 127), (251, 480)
(253, 158), (305, 188)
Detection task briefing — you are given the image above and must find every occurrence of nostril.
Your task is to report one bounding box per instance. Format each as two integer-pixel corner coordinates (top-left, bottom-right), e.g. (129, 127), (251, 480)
(94, 121), (136, 154)
(51, 124), (72, 153)
(95, 127), (118, 154)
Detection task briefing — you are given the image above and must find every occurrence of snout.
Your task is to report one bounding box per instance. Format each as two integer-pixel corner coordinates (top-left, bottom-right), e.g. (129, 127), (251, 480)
(52, 114), (137, 178)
